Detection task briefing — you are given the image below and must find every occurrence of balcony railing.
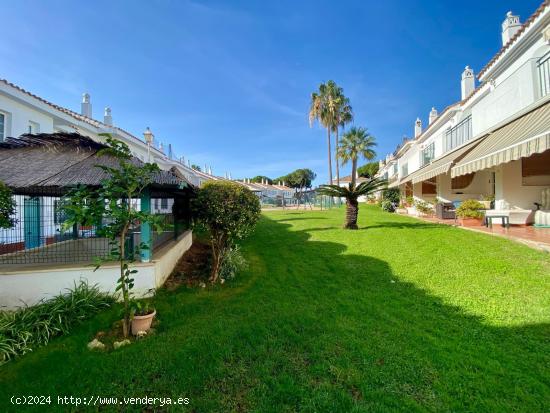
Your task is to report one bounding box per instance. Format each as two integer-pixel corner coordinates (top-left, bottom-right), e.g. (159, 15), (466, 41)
(445, 115), (472, 152)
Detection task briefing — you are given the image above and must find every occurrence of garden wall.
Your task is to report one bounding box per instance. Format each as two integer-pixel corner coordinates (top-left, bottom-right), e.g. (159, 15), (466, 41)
(0, 230), (192, 309)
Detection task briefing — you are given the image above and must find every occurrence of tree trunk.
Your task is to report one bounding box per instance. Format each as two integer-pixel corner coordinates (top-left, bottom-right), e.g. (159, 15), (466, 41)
(327, 128), (333, 185)
(344, 199), (359, 229)
(351, 157), (357, 189)
(335, 127), (340, 186)
(119, 232), (129, 338)
(209, 235), (224, 283)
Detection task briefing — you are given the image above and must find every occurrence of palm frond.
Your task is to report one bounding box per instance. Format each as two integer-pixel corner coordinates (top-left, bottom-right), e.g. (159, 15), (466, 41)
(316, 177), (387, 201)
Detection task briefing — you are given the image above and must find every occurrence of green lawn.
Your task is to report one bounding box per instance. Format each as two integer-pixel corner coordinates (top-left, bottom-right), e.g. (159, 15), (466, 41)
(1, 206), (549, 412)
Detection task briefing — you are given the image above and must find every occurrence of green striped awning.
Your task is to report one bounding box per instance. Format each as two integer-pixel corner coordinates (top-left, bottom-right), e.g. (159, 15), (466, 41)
(452, 101), (550, 178)
(409, 138), (484, 184)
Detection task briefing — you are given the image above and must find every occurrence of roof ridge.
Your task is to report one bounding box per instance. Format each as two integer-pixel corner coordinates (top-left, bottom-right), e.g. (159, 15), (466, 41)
(478, 1), (549, 79)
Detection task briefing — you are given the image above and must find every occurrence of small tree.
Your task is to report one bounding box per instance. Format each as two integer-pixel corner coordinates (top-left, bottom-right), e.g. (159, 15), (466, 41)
(251, 175), (272, 184)
(193, 181), (260, 282)
(61, 136), (163, 337)
(0, 181), (16, 229)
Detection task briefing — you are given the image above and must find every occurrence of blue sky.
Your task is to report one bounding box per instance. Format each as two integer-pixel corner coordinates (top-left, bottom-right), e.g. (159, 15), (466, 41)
(1, 0), (542, 184)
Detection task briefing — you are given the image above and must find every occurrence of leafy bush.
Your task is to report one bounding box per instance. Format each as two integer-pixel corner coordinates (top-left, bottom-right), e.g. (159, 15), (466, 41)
(193, 181), (261, 282)
(0, 181), (16, 229)
(0, 281), (114, 365)
(382, 187), (400, 204)
(456, 199), (484, 219)
(219, 245), (248, 280)
(414, 200), (434, 215)
(380, 200), (395, 213)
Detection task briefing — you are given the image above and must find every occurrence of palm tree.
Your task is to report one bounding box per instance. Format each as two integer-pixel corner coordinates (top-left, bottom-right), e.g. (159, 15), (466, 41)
(317, 178), (387, 229)
(317, 127), (382, 229)
(338, 127), (377, 188)
(332, 95), (353, 186)
(309, 83), (333, 185)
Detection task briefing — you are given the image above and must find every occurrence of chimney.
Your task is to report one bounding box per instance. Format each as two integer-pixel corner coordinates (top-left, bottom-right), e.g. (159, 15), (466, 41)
(429, 107), (438, 125)
(81, 93), (92, 118)
(461, 66), (475, 99)
(414, 118), (422, 138)
(103, 107), (113, 126)
(501, 11), (521, 46)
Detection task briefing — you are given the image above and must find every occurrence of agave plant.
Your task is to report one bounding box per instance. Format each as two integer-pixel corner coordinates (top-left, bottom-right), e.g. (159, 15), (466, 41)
(317, 177), (387, 229)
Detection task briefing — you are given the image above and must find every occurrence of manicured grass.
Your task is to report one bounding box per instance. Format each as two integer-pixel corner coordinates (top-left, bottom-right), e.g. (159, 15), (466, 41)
(1, 206), (549, 412)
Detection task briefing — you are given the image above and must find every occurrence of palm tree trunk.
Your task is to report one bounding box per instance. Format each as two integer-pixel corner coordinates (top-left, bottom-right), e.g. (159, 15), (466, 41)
(351, 157), (357, 189)
(344, 199), (359, 229)
(335, 127), (340, 186)
(327, 128), (333, 185)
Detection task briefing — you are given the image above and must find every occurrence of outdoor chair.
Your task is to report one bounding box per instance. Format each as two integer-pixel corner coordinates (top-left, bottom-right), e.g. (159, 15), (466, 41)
(436, 202), (456, 220)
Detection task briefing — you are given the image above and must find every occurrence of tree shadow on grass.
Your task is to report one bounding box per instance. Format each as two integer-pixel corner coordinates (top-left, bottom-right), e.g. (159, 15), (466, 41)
(0, 215), (548, 413)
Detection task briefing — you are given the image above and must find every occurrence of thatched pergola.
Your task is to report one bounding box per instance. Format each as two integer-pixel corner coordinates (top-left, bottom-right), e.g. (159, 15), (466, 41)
(0, 133), (195, 264)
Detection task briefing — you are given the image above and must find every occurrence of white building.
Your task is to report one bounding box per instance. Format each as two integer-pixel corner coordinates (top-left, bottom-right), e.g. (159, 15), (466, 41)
(0, 79), (203, 187)
(378, 3), (550, 225)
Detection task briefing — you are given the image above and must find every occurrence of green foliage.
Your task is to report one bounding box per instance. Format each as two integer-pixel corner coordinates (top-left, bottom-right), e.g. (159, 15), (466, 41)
(250, 176), (272, 184)
(130, 300), (155, 318)
(193, 181), (261, 282)
(0, 281), (113, 365)
(382, 187), (400, 204)
(0, 181), (16, 229)
(219, 245), (248, 281)
(414, 200), (434, 215)
(274, 169), (317, 189)
(456, 199), (485, 219)
(317, 178), (387, 202)
(380, 200), (395, 213)
(405, 196), (414, 206)
(357, 162), (379, 178)
(191, 164), (201, 171)
(61, 135), (163, 337)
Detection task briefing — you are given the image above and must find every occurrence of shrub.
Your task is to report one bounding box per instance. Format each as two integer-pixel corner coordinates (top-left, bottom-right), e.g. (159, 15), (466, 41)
(219, 245), (248, 280)
(414, 200), (434, 215)
(380, 200), (395, 213)
(382, 187), (400, 205)
(456, 199), (484, 219)
(0, 181), (16, 229)
(193, 181), (261, 282)
(0, 281), (114, 365)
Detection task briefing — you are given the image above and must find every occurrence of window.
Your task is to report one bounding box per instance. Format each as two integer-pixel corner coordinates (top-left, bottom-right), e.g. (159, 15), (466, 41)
(445, 115), (472, 151)
(401, 162), (408, 177)
(538, 51), (550, 98)
(0, 113), (5, 142)
(421, 142), (435, 166)
(28, 121), (39, 134)
(160, 198), (168, 209)
(154, 198), (159, 210)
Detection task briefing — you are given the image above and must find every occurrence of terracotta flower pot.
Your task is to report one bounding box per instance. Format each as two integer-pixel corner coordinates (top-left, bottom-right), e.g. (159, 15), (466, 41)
(458, 217), (483, 226)
(131, 310), (156, 335)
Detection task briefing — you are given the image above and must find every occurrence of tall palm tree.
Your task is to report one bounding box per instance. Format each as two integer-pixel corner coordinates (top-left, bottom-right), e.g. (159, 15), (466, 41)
(338, 127), (377, 188)
(317, 127), (382, 229)
(309, 84), (331, 184)
(317, 178), (387, 229)
(309, 80), (346, 185)
(332, 95), (353, 186)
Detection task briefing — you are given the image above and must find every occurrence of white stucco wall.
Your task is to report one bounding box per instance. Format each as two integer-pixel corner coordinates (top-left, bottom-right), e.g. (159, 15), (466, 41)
(495, 160), (549, 210)
(0, 94), (54, 138)
(0, 230), (193, 309)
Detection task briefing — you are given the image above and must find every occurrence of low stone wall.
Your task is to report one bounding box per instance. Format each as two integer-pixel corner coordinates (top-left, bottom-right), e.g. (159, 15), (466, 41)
(0, 230), (192, 309)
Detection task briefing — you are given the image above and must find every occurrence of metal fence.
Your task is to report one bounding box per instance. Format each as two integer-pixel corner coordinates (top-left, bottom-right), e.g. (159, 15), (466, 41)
(0, 192), (176, 265)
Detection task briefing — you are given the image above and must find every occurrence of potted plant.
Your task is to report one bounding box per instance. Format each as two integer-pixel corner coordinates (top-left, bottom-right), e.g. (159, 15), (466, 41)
(480, 194), (494, 210)
(456, 199), (485, 226)
(131, 300), (156, 335)
(414, 199), (434, 217)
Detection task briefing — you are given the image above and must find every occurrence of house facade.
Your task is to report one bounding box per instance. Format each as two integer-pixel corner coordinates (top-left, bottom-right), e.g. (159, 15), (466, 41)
(377, 2), (550, 223)
(0, 79), (203, 187)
